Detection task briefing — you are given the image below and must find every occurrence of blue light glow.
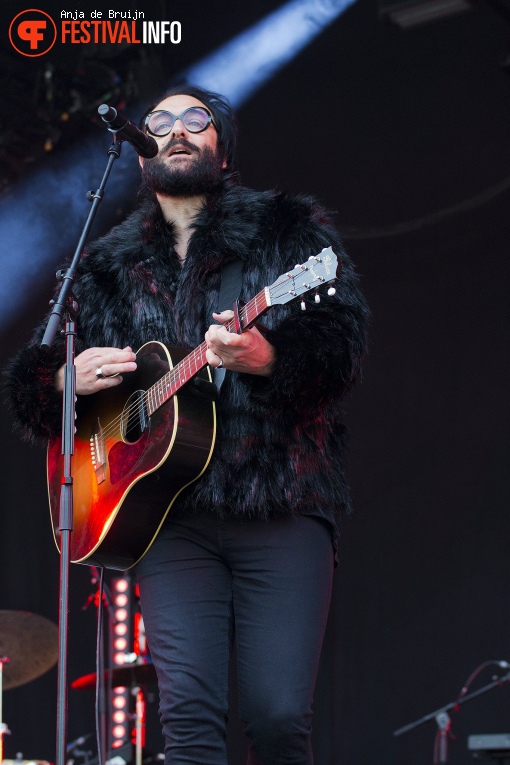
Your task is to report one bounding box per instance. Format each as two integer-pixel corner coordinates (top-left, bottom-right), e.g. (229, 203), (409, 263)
(186, 0), (357, 107)
(0, 0), (357, 329)
(0, 141), (135, 328)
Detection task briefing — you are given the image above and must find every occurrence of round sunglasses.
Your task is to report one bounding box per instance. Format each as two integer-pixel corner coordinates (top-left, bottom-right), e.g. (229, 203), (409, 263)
(144, 107), (215, 136)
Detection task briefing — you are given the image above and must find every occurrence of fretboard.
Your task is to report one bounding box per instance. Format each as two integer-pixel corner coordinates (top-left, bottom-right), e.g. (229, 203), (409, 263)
(145, 287), (270, 416)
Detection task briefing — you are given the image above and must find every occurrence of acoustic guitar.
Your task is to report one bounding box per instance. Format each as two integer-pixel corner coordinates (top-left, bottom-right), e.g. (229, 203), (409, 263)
(47, 247), (339, 569)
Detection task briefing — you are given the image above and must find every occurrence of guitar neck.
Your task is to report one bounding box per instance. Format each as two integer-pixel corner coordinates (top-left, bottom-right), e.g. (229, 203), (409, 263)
(145, 287), (270, 416)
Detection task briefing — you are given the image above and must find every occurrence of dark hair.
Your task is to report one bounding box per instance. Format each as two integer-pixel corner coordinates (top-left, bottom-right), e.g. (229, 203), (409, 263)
(139, 84), (238, 176)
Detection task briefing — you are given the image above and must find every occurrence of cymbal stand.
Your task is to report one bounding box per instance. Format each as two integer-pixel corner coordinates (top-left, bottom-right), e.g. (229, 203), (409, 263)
(1, 657), (11, 762)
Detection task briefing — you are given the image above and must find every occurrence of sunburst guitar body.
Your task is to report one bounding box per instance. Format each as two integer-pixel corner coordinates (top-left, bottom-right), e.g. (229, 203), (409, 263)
(47, 342), (216, 570)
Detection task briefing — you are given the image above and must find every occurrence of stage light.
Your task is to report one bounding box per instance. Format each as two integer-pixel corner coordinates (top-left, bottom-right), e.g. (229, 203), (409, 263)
(111, 576), (132, 752)
(379, 0), (470, 28)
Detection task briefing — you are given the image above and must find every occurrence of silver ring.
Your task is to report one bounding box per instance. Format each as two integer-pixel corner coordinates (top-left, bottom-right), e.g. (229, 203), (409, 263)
(217, 358), (224, 369)
(95, 367), (105, 379)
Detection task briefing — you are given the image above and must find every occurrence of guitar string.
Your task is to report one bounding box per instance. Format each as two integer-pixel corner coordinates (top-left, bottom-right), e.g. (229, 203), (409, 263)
(95, 283), (289, 442)
(97, 339), (209, 443)
(92, 275), (327, 444)
(95, 296), (261, 442)
(107, 284), (296, 442)
(90, 270), (330, 443)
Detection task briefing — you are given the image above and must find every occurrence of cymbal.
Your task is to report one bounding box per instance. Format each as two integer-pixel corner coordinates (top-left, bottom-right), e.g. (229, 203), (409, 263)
(0, 610), (58, 690)
(72, 662), (157, 690)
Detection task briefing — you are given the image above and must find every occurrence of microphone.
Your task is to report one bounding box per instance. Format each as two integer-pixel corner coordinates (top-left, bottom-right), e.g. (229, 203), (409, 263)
(98, 104), (158, 158)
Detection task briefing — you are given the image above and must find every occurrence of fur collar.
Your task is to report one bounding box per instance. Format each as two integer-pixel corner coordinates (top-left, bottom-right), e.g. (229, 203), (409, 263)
(82, 184), (275, 275)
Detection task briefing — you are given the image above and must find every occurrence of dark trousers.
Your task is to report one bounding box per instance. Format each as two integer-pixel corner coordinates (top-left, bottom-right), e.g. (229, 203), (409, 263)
(135, 512), (334, 765)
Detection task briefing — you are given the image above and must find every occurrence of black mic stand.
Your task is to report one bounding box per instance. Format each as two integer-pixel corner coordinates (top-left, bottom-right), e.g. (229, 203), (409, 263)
(393, 671), (510, 763)
(41, 133), (125, 765)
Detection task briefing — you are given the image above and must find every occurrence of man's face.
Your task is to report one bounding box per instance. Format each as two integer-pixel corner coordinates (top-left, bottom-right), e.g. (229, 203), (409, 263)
(140, 94), (226, 196)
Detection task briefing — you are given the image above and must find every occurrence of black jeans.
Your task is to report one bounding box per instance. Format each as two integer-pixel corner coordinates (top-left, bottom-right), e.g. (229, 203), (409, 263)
(135, 512), (334, 765)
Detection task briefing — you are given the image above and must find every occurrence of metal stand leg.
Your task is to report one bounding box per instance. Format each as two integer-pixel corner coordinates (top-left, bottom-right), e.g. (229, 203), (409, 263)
(433, 711), (451, 764)
(133, 686), (145, 765)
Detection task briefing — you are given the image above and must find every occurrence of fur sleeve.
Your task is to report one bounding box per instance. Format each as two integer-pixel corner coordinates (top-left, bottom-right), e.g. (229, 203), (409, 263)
(239, 194), (369, 412)
(4, 323), (68, 445)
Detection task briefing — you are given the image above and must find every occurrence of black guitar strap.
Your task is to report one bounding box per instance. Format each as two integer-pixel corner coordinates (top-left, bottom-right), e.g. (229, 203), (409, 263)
(214, 258), (243, 392)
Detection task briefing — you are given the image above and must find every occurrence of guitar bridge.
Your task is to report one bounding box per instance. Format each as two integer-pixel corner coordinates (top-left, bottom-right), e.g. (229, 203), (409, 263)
(90, 419), (107, 485)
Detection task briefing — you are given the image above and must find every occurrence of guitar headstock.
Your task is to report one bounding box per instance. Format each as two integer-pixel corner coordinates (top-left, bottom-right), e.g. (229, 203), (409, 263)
(267, 247), (339, 307)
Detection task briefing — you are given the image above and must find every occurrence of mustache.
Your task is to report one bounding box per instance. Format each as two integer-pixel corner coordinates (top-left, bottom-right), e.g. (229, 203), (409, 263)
(159, 137), (200, 155)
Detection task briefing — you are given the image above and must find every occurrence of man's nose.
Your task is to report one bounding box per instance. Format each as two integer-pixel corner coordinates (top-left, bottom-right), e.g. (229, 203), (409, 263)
(170, 118), (188, 138)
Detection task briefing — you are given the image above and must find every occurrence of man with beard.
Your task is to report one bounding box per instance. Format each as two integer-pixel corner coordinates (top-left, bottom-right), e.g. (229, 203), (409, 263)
(6, 85), (368, 765)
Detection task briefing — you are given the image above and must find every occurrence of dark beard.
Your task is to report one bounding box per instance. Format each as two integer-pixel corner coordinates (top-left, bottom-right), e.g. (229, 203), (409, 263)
(141, 139), (225, 196)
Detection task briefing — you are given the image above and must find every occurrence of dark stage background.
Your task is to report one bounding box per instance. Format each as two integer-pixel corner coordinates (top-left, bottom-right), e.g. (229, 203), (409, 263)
(1, 1), (510, 764)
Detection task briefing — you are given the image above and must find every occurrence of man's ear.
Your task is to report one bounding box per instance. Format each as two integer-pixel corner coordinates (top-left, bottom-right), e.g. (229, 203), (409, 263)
(139, 156), (144, 170)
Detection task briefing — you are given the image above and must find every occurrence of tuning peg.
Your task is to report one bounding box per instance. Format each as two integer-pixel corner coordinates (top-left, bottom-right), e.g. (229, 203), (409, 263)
(327, 287), (336, 296)
(300, 300), (306, 311)
(315, 294), (321, 303)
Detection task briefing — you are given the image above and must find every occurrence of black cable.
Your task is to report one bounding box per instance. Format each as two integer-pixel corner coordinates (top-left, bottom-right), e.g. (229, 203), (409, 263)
(341, 173), (510, 240)
(457, 659), (510, 703)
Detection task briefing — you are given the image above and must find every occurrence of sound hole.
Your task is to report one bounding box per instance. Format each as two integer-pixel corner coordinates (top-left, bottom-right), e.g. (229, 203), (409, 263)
(121, 389), (149, 444)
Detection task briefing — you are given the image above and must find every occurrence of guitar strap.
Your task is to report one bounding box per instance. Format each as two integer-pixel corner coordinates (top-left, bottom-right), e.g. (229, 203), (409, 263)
(214, 258), (243, 392)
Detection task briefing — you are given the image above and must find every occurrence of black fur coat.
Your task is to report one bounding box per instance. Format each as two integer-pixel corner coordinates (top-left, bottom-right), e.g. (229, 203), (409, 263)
(6, 184), (368, 527)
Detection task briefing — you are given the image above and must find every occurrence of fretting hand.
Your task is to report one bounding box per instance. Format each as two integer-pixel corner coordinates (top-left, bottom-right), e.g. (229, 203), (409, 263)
(204, 311), (275, 376)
